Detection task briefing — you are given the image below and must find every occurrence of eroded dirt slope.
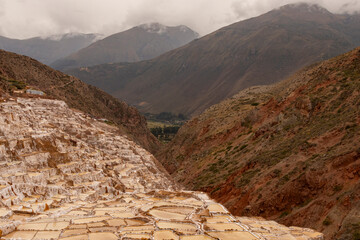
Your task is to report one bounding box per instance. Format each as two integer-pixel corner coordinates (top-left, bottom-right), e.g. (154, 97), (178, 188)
(157, 48), (360, 239)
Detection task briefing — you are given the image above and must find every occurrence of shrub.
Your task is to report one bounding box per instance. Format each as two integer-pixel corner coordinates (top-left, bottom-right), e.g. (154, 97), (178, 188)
(235, 169), (260, 188)
(333, 185), (343, 192)
(240, 144), (248, 150)
(280, 211), (290, 218)
(323, 216), (332, 226)
(272, 169), (281, 177)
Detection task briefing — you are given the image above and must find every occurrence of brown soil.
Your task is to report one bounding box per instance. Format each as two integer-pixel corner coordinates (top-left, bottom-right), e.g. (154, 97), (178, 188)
(157, 47), (360, 239)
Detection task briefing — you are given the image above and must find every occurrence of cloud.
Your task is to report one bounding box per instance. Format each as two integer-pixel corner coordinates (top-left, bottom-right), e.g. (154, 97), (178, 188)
(0, 0), (359, 39)
(231, 0), (360, 19)
(338, 1), (360, 13)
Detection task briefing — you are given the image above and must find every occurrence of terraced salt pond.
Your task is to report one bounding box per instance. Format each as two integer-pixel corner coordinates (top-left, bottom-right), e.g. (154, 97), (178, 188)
(149, 209), (188, 220)
(0, 98), (324, 239)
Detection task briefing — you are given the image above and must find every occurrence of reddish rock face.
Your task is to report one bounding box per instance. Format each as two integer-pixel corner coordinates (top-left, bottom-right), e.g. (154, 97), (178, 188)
(157, 48), (360, 239)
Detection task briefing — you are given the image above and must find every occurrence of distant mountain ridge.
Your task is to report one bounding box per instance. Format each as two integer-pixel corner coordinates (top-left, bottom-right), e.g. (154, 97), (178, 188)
(0, 33), (101, 65)
(68, 3), (360, 116)
(51, 23), (199, 71)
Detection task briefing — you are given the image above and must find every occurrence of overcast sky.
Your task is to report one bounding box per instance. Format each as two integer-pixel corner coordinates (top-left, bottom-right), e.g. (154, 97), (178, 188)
(0, 0), (359, 39)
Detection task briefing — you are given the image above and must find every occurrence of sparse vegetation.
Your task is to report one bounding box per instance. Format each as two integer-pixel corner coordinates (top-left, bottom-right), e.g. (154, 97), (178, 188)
(280, 210), (290, 218)
(323, 216), (332, 226)
(353, 231), (360, 240)
(299, 198), (312, 207)
(235, 169), (260, 188)
(239, 144), (248, 150)
(211, 186), (221, 194)
(104, 120), (115, 126)
(157, 46), (360, 240)
(272, 169), (281, 177)
(333, 185), (343, 192)
(278, 174), (290, 185)
(0, 75), (26, 90)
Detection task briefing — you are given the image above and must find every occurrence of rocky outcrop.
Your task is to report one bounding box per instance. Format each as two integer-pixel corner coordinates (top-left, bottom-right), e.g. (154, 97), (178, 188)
(0, 97), (323, 239)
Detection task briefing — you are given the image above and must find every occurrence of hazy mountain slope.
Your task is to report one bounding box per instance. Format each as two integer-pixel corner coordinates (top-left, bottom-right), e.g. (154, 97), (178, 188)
(68, 3), (360, 116)
(0, 33), (100, 65)
(51, 23), (198, 71)
(0, 49), (159, 152)
(156, 47), (360, 239)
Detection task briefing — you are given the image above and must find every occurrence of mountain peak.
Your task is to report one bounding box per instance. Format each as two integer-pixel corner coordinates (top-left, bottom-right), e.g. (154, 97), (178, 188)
(52, 23), (198, 71)
(137, 23), (198, 36)
(279, 2), (330, 14)
(268, 2), (335, 23)
(138, 22), (168, 34)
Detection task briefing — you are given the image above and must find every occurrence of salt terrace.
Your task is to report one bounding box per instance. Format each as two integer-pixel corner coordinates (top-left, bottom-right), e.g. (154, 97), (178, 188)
(0, 97), (323, 240)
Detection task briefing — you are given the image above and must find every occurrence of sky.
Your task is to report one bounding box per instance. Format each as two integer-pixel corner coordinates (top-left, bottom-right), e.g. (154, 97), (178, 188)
(0, 0), (359, 39)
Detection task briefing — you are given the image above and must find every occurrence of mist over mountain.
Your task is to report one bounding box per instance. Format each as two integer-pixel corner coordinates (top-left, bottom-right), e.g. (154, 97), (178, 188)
(0, 33), (101, 65)
(51, 23), (198, 71)
(68, 3), (360, 116)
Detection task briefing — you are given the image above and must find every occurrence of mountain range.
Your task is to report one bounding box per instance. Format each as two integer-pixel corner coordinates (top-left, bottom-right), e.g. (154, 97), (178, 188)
(0, 33), (101, 65)
(51, 23), (199, 71)
(157, 47), (360, 240)
(68, 3), (360, 116)
(0, 2), (359, 239)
